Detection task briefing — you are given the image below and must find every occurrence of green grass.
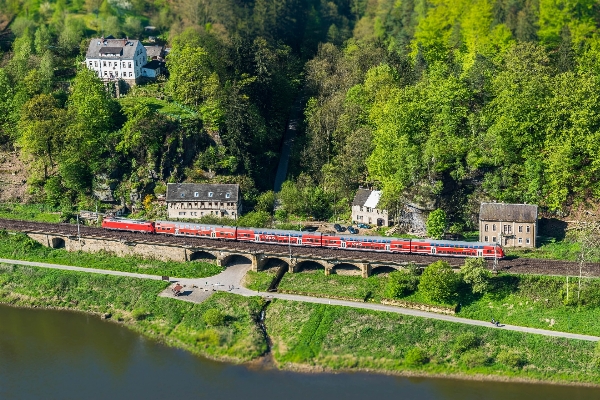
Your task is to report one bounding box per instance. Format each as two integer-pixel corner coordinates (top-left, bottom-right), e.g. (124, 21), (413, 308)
(266, 299), (600, 384)
(0, 231), (223, 278)
(0, 203), (61, 223)
(244, 270), (277, 291)
(0, 265), (266, 361)
(118, 96), (197, 119)
(504, 238), (593, 262)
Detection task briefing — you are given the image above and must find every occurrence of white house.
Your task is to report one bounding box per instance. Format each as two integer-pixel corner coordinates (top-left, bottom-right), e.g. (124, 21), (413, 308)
(351, 188), (393, 227)
(85, 38), (148, 85)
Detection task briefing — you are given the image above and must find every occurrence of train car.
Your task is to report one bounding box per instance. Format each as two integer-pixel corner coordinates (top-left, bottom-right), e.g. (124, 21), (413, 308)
(155, 221), (236, 240)
(321, 234), (390, 251)
(253, 228), (306, 245)
(236, 228), (255, 241)
(411, 239), (504, 259)
(101, 217), (155, 233)
(300, 232), (322, 247)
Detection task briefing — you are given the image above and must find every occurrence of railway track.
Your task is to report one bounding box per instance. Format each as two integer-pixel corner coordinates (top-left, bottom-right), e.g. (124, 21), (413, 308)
(2, 218), (600, 276)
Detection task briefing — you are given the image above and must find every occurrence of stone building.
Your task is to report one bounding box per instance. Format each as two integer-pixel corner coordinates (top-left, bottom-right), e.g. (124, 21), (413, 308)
(166, 183), (242, 220)
(351, 189), (392, 227)
(85, 38), (148, 85)
(479, 203), (538, 248)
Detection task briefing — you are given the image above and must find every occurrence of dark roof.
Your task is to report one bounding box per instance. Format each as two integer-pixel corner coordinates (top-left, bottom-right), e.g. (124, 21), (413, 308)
(86, 38), (142, 59)
(352, 188), (372, 206)
(479, 203), (538, 222)
(99, 47), (122, 55)
(142, 60), (163, 70)
(144, 45), (164, 58)
(166, 183), (240, 202)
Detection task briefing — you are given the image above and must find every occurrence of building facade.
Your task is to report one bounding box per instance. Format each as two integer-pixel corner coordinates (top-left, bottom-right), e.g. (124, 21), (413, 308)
(85, 38), (148, 85)
(479, 203), (538, 248)
(351, 189), (392, 227)
(166, 183), (242, 220)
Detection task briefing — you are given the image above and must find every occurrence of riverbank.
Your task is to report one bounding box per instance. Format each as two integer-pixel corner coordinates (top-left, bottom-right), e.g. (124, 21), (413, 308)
(1, 264), (599, 386)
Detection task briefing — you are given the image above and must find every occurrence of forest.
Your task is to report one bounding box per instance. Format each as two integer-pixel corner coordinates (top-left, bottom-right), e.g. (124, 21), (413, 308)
(0, 0), (600, 230)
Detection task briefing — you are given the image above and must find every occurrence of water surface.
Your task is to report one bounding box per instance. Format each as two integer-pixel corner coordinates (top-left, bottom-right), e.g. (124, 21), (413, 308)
(0, 304), (598, 400)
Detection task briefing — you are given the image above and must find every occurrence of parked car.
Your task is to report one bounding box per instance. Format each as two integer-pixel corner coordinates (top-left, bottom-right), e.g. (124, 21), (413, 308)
(347, 226), (359, 234)
(333, 223), (346, 232)
(357, 223), (371, 229)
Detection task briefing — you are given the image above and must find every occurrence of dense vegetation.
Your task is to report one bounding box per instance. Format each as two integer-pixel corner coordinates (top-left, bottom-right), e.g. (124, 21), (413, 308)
(0, 264), (267, 361)
(2, 0), (600, 227)
(0, 230), (222, 278)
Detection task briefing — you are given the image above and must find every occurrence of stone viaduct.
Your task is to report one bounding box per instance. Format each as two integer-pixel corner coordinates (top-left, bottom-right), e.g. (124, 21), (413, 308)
(26, 232), (423, 277)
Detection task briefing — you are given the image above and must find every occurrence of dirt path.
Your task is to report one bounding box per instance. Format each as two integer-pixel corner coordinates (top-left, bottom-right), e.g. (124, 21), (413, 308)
(1, 257), (598, 342)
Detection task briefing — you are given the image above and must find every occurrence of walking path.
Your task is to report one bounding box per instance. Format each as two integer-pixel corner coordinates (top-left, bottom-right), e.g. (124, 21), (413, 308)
(1, 257), (598, 342)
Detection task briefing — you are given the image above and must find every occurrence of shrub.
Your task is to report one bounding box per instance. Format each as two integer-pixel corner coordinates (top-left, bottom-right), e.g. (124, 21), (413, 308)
(460, 350), (490, 368)
(203, 308), (226, 326)
(132, 308), (148, 321)
(426, 209), (446, 239)
(460, 258), (491, 294)
(497, 350), (527, 369)
(453, 332), (480, 354)
(418, 261), (460, 303)
(384, 270), (419, 298)
(404, 347), (428, 367)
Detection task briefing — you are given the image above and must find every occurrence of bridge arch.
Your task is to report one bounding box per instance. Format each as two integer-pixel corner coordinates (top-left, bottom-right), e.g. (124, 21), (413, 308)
(51, 237), (65, 249)
(296, 260), (328, 273)
(371, 265), (403, 275)
(220, 254), (253, 267)
(331, 263), (362, 276)
(188, 250), (217, 262)
(261, 257), (290, 271)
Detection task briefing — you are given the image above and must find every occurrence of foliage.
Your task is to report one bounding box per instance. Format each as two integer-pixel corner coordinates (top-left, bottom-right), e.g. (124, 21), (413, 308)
(243, 270), (277, 292)
(497, 350), (527, 369)
(426, 209), (447, 239)
(0, 203), (61, 223)
(383, 270), (419, 299)
(418, 261), (460, 304)
(404, 347), (428, 367)
(460, 257), (491, 294)
(453, 332), (480, 354)
(203, 308), (226, 326)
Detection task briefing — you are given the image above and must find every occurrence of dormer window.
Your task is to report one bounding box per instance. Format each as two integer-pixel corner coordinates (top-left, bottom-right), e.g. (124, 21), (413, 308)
(180, 193), (185, 198)
(194, 192), (199, 197)
(225, 193), (231, 199)
(208, 192), (213, 197)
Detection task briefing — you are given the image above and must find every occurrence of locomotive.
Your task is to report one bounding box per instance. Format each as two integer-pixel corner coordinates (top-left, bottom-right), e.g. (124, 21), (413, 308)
(101, 217), (505, 259)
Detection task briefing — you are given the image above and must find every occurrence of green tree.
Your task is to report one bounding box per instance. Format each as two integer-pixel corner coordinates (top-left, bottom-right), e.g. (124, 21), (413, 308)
(384, 270), (419, 298)
(460, 257), (491, 294)
(166, 44), (213, 107)
(418, 261), (460, 303)
(426, 209), (447, 239)
(203, 308), (226, 326)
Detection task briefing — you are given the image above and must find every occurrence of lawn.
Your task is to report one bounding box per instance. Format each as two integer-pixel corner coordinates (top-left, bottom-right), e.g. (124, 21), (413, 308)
(0, 203), (61, 223)
(0, 265), (266, 362)
(0, 231), (222, 278)
(118, 96), (197, 119)
(266, 299), (600, 384)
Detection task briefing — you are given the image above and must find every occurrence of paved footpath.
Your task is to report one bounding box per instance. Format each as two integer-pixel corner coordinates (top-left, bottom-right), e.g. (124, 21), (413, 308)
(1, 257), (598, 342)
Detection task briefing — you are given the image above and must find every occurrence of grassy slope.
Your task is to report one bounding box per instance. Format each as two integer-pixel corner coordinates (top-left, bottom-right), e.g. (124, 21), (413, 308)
(0, 264), (266, 362)
(266, 300), (600, 384)
(250, 269), (600, 336)
(0, 203), (61, 223)
(0, 232), (223, 278)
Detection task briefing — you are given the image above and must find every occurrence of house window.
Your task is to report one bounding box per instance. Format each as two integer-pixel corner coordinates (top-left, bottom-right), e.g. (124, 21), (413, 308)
(518, 238), (523, 244)
(103, 61), (106, 66)
(484, 236), (488, 242)
(208, 192), (213, 197)
(129, 72), (132, 77)
(484, 224), (488, 232)
(226, 192), (231, 198)
(194, 192), (199, 197)
(526, 238), (530, 244)
(128, 62), (132, 68)
(492, 237), (496, 243)
(103, 71), (107, 76)
(526, 226), (530, 233)
(89, 61), (93, 67)
(492, 224), (496, 232)
(179, 212), (185, 216)
(95, 61), (98, 67)
(518, 225), (523, 233)
(504, 225), (511, 234)
(180, 193), (185, 198)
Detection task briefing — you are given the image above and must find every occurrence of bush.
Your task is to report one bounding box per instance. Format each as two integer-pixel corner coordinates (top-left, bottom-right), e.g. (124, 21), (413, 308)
(384, 270), (419, 298)
(460, 258), (491, 294)
(203, 308), (226, 326)
(418, 261), (460, 303)
(132, 308), (148, 320)
(426, 209), (446, 239)
(404, 347), (428, 367)
(460, 350), (490, 368)
(453, 332), (480, 354)
(497, 350), (527, 369)
(196, 329), (221, 347)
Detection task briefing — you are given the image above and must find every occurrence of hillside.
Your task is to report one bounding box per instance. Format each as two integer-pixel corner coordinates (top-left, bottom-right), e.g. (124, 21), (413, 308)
(0, 0), (599, 230)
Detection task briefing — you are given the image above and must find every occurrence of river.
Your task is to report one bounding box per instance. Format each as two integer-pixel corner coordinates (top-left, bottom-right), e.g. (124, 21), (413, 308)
(0, 304), (598, 400)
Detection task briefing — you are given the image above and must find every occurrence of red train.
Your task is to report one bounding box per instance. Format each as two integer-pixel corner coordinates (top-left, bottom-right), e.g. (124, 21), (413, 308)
(102, 217), (505, 259)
